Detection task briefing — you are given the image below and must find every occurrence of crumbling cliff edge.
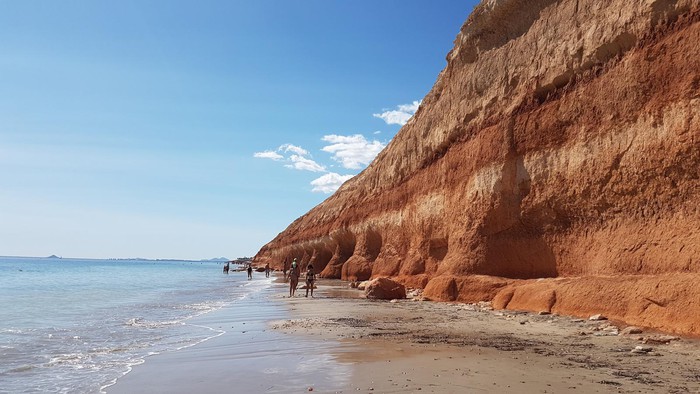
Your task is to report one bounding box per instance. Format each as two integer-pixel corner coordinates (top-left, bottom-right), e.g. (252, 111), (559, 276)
(254, 0), (700, 335)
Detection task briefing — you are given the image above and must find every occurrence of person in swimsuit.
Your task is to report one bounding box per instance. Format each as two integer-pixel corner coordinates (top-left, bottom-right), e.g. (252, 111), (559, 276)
(282, 258), (289, 282)
(288, 259), (300, 297)
(305, 263), (316, 298)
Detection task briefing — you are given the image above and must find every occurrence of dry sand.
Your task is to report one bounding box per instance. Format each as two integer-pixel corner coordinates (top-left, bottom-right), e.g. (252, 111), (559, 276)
(273, 279), (700, 393)
(110, 276), (700, 393)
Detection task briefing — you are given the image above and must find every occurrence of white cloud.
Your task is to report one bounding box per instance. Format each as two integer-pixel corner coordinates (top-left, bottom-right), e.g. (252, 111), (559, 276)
(310, 172), (354, 194)
(254, 143), (325, 172)
(398, 101), (420, 113)
(279, 143), (309, 156)
(253, 150), (283, 161)
(373, 131), (381, 134)
(254, 133), (383, 192)
(321, 134), (385, 170)
(284, 154), (326, 172)
(373, 100), (421, 126)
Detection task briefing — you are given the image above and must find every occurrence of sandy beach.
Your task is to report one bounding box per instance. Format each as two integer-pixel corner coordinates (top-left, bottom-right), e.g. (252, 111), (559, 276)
(110, 275), (700, 393)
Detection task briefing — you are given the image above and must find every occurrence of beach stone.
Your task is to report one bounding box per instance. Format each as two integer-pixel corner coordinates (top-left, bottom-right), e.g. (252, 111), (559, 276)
(538, 311), (551, 315)
(357, 280), (371, 290)
(631, 345), (653, 354)
(595, 330), (619, 336)
(589, 314), (608, 321)
(365, 277), (406, 300)
(406, 288), (423, 298)
(621, 326), (643, 335)
(642, 335), (679, 344)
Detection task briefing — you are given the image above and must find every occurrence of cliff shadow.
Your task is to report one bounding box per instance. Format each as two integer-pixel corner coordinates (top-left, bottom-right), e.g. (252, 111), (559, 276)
(320, 229), (356, 279)
(364, 228), (383, 262)
(341, 228), (383, 281)
(310, 244), (334, 273)
(479, 125), (558, 278)
(425, 237), (448, 275)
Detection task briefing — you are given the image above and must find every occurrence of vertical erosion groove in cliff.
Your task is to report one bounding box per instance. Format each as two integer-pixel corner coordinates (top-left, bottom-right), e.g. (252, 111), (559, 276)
(254, 0), (700, 335)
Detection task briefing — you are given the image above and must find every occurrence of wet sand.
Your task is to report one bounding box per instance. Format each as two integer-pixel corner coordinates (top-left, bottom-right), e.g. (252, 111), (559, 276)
(108, 278), (353, 393)
(111, 276), (700, 393)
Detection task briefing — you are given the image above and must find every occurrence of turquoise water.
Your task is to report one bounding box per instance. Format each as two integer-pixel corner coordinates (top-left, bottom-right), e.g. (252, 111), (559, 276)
(0, 256), (269, 394)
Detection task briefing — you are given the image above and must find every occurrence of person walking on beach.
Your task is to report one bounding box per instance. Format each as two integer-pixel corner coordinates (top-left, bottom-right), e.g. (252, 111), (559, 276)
(247, 264), (253, 280)
(282, 258), (289, 282)
(264, 263), (270, 278)
(305, 263), (316, 298)
(288, 259), (300, 297)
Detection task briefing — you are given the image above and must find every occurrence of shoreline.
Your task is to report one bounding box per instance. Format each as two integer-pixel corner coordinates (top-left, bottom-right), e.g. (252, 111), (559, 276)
(107, 276), (353, 393)
(110, 275), (700, 393)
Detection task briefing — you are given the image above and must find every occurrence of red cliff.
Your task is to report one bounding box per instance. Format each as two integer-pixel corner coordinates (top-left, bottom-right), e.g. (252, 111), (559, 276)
(255, 0), (700, 335)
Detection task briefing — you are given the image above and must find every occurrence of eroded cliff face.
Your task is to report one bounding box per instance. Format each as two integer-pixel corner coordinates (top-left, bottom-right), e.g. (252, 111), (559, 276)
(254, 0), (700, 335)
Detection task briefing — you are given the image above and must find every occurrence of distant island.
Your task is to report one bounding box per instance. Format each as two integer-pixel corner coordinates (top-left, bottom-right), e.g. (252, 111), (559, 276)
(1, 254), (247, 263)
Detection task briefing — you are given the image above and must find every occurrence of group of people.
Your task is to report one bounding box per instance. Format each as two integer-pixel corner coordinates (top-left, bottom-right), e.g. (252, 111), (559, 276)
(225, 262), (271, 279)
(245, 263), (271, 279)
(286, 258), (315, 298)
(226, 258), (315, 297)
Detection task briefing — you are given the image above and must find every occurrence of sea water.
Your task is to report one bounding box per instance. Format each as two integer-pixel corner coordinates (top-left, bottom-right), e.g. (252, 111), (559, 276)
(0, 256), (268, 394)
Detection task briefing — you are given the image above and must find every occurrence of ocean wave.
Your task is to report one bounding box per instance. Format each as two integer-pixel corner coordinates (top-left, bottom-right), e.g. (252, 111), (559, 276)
(4, 364), (35, 373)
(0, 328), (36, 334)
(98, 358), (145, 394)
(180, 302), (222, 312)
(47, 352), (87, 366)
(174, 327), (224, 351)
(89, 346), (128, 355)
(124, 317), (184, 329)
(175, 301), (230, 322)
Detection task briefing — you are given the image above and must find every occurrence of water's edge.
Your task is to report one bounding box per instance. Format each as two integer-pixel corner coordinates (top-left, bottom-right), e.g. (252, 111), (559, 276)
(106, 275), (353, 393)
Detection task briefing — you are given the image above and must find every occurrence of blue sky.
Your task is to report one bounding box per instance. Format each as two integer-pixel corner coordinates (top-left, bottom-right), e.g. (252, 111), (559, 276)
(0, 1), (477, 260)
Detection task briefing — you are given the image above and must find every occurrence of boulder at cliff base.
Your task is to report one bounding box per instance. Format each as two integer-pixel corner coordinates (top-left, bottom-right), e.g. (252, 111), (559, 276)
(365, 278), (406, 300)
